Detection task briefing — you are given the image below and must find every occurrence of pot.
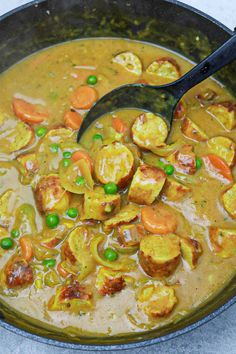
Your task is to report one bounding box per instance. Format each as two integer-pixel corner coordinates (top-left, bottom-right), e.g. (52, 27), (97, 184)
(0, 0), (235, 350)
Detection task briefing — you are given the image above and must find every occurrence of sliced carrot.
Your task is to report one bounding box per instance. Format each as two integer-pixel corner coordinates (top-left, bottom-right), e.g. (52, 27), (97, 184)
(12, 98), (48, 124)
(70, 86), (98, 109)
(112, 117), (128, 133)
(57, 262), (69, 278)
(141, 204), (178, 234)
(19, 236), (34, 262)
(71, 150), (93, 173)
(203, 154), (233, 182)
(64, 109), (83, 130)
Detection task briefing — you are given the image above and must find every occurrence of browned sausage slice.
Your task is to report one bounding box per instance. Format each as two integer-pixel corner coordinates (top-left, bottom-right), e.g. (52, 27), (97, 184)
(128, 165), (166, 205)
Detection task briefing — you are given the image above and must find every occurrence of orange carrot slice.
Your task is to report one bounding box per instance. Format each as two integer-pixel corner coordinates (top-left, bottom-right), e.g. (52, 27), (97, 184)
(71, 150), (93, 173)
(19, 236), (34, 262)
(112, 117), (128, 133)
(13, 98), (48, 124)
(64, 109), (83, 130)
(141, 205), (178, 234)
(203, 154), (233, 182)
(70, 86), (98, 109)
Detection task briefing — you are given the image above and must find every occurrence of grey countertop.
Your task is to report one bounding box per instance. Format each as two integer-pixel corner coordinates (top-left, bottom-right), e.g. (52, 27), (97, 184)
(0, 1), (236, 353)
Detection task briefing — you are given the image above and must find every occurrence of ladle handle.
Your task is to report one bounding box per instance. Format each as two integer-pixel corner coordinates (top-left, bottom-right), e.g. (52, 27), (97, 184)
(173, 33), (236, 98)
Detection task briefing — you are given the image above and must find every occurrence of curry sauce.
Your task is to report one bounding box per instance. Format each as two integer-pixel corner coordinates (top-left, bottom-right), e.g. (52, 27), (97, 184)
(0, 38), (235, 336)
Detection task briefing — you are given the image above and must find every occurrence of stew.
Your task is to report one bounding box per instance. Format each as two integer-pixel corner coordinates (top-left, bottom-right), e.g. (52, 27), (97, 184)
(0, 38), (235, 336)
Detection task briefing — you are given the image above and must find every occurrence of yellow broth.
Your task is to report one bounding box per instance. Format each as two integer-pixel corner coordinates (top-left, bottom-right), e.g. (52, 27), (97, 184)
(0, 38), (235, 336)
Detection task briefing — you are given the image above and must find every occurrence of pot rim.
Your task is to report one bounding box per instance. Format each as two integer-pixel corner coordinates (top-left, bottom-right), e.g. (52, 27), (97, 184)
(0, 0), (235, 350)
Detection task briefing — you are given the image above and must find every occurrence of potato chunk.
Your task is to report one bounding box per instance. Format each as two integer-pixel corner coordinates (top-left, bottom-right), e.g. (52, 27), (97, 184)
(128, 165), (166, 205)
(181, 118), (208, 142)
(209, 227), (236, 258)
(96, 267), (127, 296)
(0, 190), (15, 227)
(4, 256), (33, 289)
(222, 183), (236, 219)
(162, 178), (191, 201)
(180, 238), (202, 269)
(81, 187), (121, 221)
(207, 102), (236, 131)
(146, 57), (180, 81)
(207, 136), (236, 166)
(61, 226), (95, 280)
(112, 51), (142, 76)
(35, 174), (70, 213)
(0, 119), (34, 154)
(167, 145), (196, 175)
(48, 282), (93, 313)
(95, 142), (134, 188)
(139, 234), (181, 277)
(104, 204), (140, 231)
(131, 112), (168, 151)
(137, 284), (177, 317)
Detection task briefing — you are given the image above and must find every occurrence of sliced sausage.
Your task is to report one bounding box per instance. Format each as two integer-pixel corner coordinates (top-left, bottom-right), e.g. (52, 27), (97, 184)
(48, 282), (93, 312)
(222, 183), (236, 219)
(81, 187), (121, 221)
(209, 227), (236, 258)
(207, 102), (236, 131)
(207, 136), (236, 166)
(35, 174), (70, 213)
(139, 234), (181, 277)
(96, 268), (126, 296)
(103, 204), (140, 231)
(180, 237), (202, 269)
(112, 51), (142, 76)
(128, 165), (166, 205)
(168, 145), (196, 175)
(131, 112), (168, 151)
(146, 57), (180, 81)
(137, 284), (177, 317)
(181, 117), (208, 142)
(162, 178), (191, 201)
(4, 256), (33, 288)
(95, 142), (134, 188)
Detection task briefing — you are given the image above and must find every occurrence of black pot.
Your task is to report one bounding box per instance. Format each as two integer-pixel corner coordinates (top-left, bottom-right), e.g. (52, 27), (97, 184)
(0, 0), (235, 350)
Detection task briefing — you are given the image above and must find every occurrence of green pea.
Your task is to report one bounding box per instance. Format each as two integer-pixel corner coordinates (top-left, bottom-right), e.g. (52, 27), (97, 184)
(62, 158), (71, 167)
(46, 213), (60, 229)
(50, 143), (59, 153)
(76, 176), (85, 185)
(104, 248), (118, 261)
(67, 207), (78, 218)
(104, 182), (118, 195)
(0, 237), (14, 250)
(87, 75), (97, 85)
(36, 126), (47, 138)
(11, 229), (20, 238)
(164, 164), (175, 175)
(63, 151), (72, 159)
(92, 133), (103, 141)
(42, 259), (56, 268)
(196, 157), (202, 169)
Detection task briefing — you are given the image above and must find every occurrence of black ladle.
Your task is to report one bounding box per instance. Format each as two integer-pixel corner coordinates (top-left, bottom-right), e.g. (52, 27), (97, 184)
(77, 33), (236, 141)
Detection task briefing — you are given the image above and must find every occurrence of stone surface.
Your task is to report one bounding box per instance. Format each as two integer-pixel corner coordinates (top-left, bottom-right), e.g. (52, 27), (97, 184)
(0, 1), (235, 353)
